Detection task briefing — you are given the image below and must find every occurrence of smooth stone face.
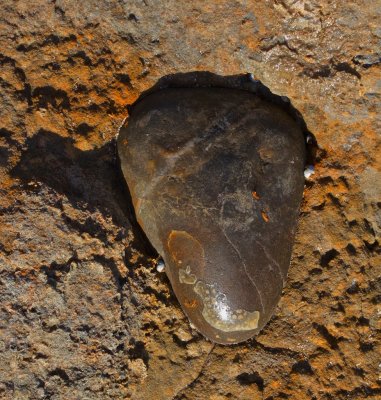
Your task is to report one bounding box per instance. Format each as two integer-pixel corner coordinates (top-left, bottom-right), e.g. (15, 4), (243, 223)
(118, 88), (306, 344)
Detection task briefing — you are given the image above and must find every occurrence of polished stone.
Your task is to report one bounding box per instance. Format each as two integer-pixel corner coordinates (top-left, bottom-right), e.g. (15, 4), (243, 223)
(118, 88), (306, 344)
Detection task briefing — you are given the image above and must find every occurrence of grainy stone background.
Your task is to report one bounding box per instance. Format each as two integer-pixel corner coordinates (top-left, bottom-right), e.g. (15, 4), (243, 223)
(0, 1), (380, 399)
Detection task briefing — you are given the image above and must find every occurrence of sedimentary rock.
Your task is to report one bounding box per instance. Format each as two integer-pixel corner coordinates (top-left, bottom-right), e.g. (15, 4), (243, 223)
(1, 0), (380, 397)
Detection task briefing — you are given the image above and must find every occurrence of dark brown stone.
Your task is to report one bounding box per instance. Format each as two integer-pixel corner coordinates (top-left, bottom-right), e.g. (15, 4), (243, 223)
(118, 88), (306, 344)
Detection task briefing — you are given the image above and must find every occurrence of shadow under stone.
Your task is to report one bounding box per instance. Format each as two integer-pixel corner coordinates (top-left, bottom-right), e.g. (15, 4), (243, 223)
(11, 128), (158, 259)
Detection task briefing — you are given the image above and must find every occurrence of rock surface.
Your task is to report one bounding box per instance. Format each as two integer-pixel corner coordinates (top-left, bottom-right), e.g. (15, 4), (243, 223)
(118, 87), (306, 344)
(0, 1), (380, 399)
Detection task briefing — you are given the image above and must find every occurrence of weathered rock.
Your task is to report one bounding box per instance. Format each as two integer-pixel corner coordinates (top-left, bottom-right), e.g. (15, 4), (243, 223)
(1, 0), (380, 398)
(118, 88), (306, 344)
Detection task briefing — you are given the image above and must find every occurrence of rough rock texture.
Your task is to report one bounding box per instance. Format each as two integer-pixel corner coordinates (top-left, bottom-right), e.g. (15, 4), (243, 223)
(0, 1), (380, 399)
(118, 87), (306, 344)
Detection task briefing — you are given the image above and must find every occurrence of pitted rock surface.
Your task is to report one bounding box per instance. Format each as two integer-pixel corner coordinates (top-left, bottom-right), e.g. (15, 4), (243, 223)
(1, 1), (380, 399)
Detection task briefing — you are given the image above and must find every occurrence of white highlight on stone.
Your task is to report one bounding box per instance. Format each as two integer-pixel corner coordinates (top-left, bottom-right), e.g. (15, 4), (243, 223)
(178, 265), (260, 332)
(179, 265), (197, 284)
(304, 165), (315, 180)
(156, 259), (165, 272)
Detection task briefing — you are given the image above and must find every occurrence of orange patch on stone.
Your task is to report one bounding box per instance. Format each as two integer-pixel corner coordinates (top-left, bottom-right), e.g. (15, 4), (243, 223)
(261, 210), (270, 222)
(167, 230), (205, 271)
(252, 191), (260, 200)
(184, 298), (198, 309)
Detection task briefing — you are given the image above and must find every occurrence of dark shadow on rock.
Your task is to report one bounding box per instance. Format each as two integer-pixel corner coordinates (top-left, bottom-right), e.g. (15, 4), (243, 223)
(128, 71), (318, 165)
(11, 128), (158, 259)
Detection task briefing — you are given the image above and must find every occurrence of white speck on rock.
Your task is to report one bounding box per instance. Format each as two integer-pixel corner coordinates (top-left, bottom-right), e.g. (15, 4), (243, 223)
(156, 259), (165, 272)
(304, 165), (315, 180)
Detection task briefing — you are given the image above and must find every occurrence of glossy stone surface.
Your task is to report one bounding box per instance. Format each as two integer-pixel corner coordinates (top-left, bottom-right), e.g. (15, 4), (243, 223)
(118, 88), (306, 344)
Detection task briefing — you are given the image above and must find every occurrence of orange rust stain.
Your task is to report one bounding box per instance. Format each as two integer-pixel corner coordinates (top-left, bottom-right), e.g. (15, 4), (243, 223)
(268, 380), (282, 389)
(167, 230), (205, 271)
(261, 210), (270, 223)
(251, 191), (260, 200)
(242, 35), (262, 52)
(184, 298), (198, 309)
